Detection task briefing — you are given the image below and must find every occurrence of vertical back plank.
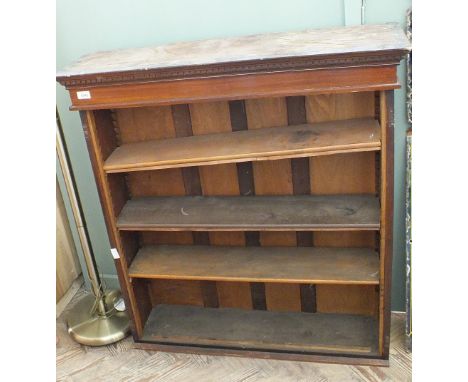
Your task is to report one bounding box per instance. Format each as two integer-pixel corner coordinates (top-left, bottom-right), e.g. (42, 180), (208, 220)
(229, 100), (263, 310)
(287, 96), (316, 313)
(315, 285), (379, 316)
(190, 102), (252, 309)
(306, 92), (377, 315)
(127, 169), (186, 197)
(172, 104), (215, 307)
(310, 152), (376, 195)
(116, 106), (175, 143)
(305, 92), (375, 122)
(149, 280), (204, 307)
(245, 97), (301, 312)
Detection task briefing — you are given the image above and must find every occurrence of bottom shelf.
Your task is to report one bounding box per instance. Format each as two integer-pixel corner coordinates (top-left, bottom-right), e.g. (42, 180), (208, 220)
(141, 304), (378, 356)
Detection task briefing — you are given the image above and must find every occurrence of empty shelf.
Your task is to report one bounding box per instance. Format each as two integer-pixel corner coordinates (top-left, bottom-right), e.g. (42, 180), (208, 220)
(141, 305), (379, 355)
(117, 195), (380, 231)
(129, 245), (379, 284)
(104, 118), (380, 173)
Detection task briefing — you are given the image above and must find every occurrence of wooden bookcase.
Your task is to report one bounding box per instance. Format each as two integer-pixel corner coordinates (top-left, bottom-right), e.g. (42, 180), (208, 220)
(57, 24), (410, 366)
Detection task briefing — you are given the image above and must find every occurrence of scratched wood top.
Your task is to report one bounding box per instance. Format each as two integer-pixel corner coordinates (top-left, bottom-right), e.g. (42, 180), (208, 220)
(116, 195), (380, 231)
(128, 245), (379, 284)
(104, 118), (380, 173)
(57, 24), (410, 79)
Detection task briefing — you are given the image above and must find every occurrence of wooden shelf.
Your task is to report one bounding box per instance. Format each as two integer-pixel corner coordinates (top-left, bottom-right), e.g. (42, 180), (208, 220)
(129, 245), (379, 284)
(104, 118), (380, 173)
(141, 304), (378, 355)
(117, 195), (380, 231)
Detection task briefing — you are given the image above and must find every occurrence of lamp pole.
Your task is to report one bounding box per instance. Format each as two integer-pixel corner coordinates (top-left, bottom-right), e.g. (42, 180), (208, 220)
(56, 111), (130, 346)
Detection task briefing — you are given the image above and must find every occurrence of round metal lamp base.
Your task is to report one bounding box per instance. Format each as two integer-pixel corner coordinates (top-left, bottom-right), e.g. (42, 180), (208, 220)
(66, 290), (130, 346)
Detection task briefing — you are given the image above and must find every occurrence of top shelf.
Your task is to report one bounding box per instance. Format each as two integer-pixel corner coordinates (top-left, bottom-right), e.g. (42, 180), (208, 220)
(104, 118), (380, 173)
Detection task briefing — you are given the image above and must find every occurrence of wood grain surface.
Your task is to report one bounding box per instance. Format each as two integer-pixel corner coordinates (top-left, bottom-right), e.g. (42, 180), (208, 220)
(228, 100), (265, 311)
(81, 110), (145, 337)
(67, 66), (400, 110)
(244, 97), (300, 312)
(190, 101), (251, 309)
(128, 245), (379, 284)
(305, 92), (378, 317)
(104, 118), (380, 173)
(116, 195), (380, 231)
(287, 96), (315, 312)
(378, 90), (395, 357)
(142, 304), (378, 355)
(115, 105), (205, 308)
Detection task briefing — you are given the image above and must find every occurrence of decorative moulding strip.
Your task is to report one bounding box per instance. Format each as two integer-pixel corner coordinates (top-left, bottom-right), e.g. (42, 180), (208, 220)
(57, 50), (406, 88)
(68, 66), (399, 110)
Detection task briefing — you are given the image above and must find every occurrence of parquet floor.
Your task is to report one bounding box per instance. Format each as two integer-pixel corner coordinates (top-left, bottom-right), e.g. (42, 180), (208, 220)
(56, 288), (411, 381)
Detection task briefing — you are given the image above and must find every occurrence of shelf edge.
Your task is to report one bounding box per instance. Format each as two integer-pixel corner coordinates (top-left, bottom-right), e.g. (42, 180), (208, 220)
(104, 144), (381, 174)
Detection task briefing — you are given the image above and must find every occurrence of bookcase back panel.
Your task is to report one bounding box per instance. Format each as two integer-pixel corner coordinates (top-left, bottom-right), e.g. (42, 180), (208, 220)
(308, 162), (379, 315)
(117, 107), (206, 307)
(149, 279), (205, 307)
(108, 93), (380, 316)
(313, 231), (376, 248)
(310, 152), (377, 195)
(244, 97), (302, 312)
(116, 106), (176, 143)
(216, 282), (253, 310)
(107, 173), (129, 218)
(189, 102), (252, 309)
(145, 280), (378, 316)
(127, 170), (187, 197)
(139, 231), (194, 245)
(148, 280), (253, 310)
(306, 92), (378, 314)
(92, 109), (118, 161)
(316, 284), (379, 316)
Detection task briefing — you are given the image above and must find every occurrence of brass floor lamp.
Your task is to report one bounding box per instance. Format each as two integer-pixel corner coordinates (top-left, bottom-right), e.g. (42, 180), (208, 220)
(56, 112), (130, 346)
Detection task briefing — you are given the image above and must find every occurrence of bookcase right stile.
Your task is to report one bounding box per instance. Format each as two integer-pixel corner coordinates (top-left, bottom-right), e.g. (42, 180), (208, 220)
(379, 90), (395, 357)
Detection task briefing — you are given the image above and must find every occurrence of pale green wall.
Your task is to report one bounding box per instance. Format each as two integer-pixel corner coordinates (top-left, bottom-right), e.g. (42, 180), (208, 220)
(56, 0), (411, 309)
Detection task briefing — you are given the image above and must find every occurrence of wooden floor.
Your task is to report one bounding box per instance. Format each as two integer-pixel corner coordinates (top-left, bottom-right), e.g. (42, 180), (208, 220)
(56, 288), (411, 381)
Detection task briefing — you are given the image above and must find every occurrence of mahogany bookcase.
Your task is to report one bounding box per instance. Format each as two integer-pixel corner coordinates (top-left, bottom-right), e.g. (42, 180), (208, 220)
(57, 24), (410, 366)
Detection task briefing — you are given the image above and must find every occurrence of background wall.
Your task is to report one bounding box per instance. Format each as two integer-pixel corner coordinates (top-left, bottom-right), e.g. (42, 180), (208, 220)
(56, 0), (411, 310)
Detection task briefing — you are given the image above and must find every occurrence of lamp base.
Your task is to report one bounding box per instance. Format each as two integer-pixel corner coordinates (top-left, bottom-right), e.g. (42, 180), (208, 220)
(66, 290), (130, 346)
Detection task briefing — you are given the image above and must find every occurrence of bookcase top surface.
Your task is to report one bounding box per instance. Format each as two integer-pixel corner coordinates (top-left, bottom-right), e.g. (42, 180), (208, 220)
(57, 23), (410, 86)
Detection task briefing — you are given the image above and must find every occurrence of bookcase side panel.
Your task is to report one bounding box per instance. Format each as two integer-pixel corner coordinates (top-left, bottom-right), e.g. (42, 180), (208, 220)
(80, 110), (148, 337)
(378, 90), (395, 357)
